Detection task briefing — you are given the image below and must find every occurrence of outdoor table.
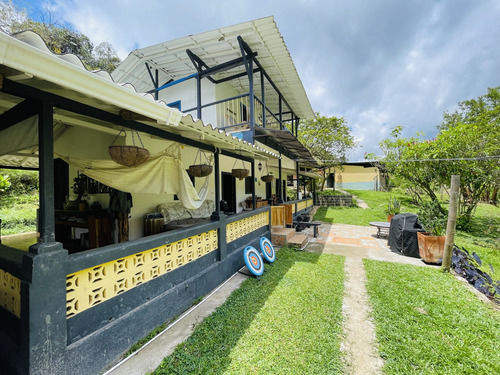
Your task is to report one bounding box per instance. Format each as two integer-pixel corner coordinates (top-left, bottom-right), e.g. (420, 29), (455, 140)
(369, 221), (390, 238)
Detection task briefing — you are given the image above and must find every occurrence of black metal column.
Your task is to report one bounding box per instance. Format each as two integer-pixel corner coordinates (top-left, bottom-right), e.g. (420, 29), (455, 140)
(296, 162), (300, 201)
(213, 150), (221, 213)
(251, 161), (256, 210)
(261, 70), (266, 128)
(196, 75), (202, 120)
(277, 156), (283, 203)
(32, 100), (61, 251)
(22, 100), (68, 374)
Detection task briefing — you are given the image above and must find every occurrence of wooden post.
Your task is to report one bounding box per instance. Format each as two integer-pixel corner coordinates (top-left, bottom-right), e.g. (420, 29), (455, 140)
(442, 175), (460, 272)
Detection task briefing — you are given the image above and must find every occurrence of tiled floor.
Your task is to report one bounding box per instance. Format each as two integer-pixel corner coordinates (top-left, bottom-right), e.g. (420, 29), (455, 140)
(301, 222), (429, 267)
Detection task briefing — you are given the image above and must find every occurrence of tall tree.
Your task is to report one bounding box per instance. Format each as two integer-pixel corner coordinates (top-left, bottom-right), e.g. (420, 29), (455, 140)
(378, 86), (500, 226)
(298, 113), (357, 189)
(0, 0), (120, 73)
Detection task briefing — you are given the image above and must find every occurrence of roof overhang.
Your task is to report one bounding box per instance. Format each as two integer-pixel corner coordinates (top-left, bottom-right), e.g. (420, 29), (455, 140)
(254, 127), (317, 167)
(0, 31), (278, 169)
(112, 16), (314, 120)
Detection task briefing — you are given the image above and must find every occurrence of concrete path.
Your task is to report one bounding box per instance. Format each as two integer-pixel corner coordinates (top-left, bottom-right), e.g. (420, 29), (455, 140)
(301, 222), (433, 374)
(104, 272), (248, 375)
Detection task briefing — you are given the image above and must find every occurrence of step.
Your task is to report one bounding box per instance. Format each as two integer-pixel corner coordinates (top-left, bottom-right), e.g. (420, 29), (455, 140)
(271, 227), (296, 246)
(288, 234), (309, 250)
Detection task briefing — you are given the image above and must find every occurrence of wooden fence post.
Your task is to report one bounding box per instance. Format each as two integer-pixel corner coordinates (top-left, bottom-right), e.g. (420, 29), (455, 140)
(442, 175), (460, 272)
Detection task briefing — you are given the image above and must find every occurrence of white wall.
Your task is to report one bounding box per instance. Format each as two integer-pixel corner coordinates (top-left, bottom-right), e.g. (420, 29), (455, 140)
(158, 78), (216, 120)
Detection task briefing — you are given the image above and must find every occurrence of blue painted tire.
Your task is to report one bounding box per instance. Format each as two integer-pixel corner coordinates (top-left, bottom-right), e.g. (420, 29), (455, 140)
(243, 246), (264, 276)
(260, 237), (276, 263)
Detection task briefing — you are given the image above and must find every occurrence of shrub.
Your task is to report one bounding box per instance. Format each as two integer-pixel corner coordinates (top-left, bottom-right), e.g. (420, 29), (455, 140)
(0, 169), (38, 195)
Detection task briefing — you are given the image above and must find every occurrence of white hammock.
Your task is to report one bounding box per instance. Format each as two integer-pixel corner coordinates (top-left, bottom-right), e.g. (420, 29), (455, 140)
(58, 149), (210, 209)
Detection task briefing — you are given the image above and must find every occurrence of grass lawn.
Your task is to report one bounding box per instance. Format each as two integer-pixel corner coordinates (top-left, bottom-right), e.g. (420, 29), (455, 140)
(314, 189), (499, 280)
(313, 189), (420, 226)
(364, 259), (500, 374)
(0, 192), (38, 235)
(153, 247), (345, 374)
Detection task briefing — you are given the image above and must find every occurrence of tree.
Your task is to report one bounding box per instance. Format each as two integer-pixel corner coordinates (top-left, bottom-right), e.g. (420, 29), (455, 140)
(298, 113), (357, 190)
(378, 86), (500, 226)
(0, 0), (120, 73)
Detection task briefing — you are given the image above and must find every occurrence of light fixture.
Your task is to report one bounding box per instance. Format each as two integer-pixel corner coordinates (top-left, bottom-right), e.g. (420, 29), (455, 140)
(258, 161), (263, 172)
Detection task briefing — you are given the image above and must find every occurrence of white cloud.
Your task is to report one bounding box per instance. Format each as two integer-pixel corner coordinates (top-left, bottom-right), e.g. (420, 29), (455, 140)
(19, 0), (500, 161)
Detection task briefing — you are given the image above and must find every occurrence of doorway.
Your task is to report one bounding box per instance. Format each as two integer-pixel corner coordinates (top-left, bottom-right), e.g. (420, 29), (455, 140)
(221, 172), (236, 213)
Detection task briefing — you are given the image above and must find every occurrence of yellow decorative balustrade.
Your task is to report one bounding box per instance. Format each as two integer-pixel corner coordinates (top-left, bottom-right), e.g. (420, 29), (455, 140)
(226, 212), (269, 243)
(66, 230), (218, 318)
(0, 269), (21, 318)
(297, 200), (307, 212)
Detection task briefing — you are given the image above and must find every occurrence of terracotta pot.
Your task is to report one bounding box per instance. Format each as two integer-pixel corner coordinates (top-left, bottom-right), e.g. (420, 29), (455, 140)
(417, 232), (445, 264)
(387, 214), (394, 222)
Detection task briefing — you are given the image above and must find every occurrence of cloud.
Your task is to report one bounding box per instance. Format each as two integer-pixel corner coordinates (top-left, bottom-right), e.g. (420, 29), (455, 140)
(23, 0), (500, 161)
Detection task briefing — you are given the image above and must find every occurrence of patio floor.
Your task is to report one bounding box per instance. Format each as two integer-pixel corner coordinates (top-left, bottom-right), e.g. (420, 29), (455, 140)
(301, 222), (428, 267)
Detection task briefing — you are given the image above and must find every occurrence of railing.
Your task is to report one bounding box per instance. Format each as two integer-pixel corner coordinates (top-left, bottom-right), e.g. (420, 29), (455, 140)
(184, 95), (294, 134)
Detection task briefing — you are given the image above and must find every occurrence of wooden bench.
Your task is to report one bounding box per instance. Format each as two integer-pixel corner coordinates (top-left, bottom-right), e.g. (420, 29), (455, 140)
(293, 220), (322, 238)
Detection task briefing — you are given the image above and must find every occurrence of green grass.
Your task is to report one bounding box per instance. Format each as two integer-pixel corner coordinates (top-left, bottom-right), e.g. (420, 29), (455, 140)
(364, 260), (500, 375)
(314, 189), (499, 280)
(153, 247), (345, 374)
(0, 192), (39, 235)
(313, 189), (419, 226)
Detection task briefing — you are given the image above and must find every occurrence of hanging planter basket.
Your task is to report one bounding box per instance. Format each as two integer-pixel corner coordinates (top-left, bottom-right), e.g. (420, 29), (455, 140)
(261, 175), (274, 183)
(188, 149), (213, 177)
(231, 154), (249, 180)
(188, 164), (213, 177)
(232, 168), (250, 180)
(109, 129), (150, 167)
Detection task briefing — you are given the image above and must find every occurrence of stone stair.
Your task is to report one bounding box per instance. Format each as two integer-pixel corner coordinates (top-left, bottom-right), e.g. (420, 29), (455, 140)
(271, 227), (309, 249)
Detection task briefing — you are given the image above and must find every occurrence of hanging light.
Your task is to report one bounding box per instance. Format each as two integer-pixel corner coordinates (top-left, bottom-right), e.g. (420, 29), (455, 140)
(258, 161), (263, 172)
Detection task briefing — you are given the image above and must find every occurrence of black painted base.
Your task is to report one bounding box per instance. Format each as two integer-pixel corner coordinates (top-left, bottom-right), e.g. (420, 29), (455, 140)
(64, 231), (269, 375)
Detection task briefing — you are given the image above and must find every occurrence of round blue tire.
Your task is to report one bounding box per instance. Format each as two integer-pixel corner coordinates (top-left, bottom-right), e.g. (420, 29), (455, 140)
(260, 237), (276, 263)
(243, 246), (264, 276)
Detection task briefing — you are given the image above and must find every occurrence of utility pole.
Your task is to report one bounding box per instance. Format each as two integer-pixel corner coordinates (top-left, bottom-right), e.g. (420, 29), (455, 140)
(442, 175), (460, 272)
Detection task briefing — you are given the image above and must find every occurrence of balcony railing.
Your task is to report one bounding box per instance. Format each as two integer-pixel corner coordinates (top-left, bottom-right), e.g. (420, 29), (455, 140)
(185, 94), (294, 134)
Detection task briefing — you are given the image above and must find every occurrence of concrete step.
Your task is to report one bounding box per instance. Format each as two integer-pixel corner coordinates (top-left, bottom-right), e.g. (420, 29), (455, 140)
(288, 234), (309, 249)
(271, 227), (296, 246)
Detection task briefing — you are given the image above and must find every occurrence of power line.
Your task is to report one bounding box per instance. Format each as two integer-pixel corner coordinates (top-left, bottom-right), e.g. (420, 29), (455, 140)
(295, 155), (500, 163)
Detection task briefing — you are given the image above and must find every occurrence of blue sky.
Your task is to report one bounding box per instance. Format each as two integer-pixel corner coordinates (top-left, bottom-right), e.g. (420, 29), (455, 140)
(8, 0), (500, 161)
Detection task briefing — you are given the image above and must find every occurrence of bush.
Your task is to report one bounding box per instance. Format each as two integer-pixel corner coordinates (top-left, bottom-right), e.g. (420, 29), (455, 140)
(0, 169), (38, 195)
(316, 189), (344, 196)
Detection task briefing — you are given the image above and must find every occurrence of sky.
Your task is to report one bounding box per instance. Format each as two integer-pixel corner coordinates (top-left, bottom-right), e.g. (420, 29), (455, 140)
(10, 0), (500, 161)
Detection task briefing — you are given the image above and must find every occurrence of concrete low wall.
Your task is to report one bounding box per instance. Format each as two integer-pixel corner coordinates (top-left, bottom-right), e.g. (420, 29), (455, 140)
(316, 194), (353, 207)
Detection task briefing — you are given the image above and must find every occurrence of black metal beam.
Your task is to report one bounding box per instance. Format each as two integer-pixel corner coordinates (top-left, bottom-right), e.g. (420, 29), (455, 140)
(0, 99), (39, 131)
(1, 79), (257, 164)
(186, 49), (216, 84)
(214, 68), (260, 84)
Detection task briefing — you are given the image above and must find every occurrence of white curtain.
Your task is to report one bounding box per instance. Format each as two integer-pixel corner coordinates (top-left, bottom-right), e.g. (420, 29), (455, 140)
(58, 150), (210, 209)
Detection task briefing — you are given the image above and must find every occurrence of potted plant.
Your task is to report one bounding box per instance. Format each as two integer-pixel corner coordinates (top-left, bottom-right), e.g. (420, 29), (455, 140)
(72, 173), (89, 210)
(387, 197), (401, 221)
(417, 201), (447, 263)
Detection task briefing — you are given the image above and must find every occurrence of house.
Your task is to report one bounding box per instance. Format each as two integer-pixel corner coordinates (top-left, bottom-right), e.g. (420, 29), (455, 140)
(325, 162), (388, 191)
(0, 16), (316, 375)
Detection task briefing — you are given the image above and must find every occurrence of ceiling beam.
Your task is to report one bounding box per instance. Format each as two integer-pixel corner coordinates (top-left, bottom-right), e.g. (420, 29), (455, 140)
(0, 98), (39, 131)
